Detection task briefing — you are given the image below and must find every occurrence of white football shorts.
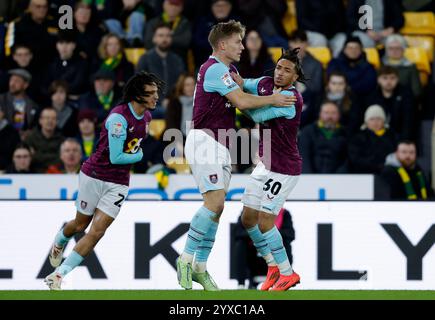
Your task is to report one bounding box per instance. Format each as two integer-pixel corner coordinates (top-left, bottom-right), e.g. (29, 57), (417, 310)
(242, 161), (299, 215)
(75, 171), (129, 219)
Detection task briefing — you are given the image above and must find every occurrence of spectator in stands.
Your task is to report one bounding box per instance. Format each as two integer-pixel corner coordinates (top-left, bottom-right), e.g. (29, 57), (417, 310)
(5, 143), (35, 174)
(382, 34), (422, 99)
(144, 0), (192, 60)
(165, 74), (195, 138)
(0, 1), (26, 22)
(237, 0), (288, 48)
(323, 71), (364, 135)
(73, 2), (106, 67)
(381, 140), (433, 200)
(327, 36), (377, 96)
(295, 0), (347, 57)
(348, 105), (397, 173)
(298, 101), (348, 173)
(234, 208), (295, 289)
(76, 109), (99, 161)
(237, 30), (274, 79)
(46, 138), (82, 174)
(346, 0), (404, 48)
(50, 80), (78, 138)
(5, 0), (58, 69)
(365, 66), (415, 140)
(1, 44), (43, 104)
(78, 69), (121, 124)
(0, 69), (39, 135)
(137, 23), (185, 117)
(24, 107), (65, 172)
(104, 0), (146, 47)
(0, 108), (20, 171)
(45, 31), (90, 99)
(193, 0), (237, 67)
(97, 33), (135, 89)
(288, 29), (323, 95)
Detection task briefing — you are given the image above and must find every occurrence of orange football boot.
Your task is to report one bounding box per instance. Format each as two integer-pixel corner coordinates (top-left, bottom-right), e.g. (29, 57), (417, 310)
(270, 272), (300, 291)
(260, 266), (280, 291)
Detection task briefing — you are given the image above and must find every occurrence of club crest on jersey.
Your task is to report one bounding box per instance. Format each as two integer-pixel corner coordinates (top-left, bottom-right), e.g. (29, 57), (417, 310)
(80, 200), (87, 210)
(221, 72), (234, 88)
(209, 174), (218, 184)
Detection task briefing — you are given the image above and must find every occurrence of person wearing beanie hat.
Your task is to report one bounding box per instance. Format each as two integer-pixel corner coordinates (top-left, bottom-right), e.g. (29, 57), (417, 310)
(327, 34), (377, 96)
(76, 109), (99, 161)
(348, 104), (398, 174)
(362, 104), (386, 129)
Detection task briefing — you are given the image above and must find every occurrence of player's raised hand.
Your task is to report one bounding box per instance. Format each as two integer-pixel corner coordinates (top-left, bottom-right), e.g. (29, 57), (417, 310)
(230, 71), (244, 89)
(271, 90), (297, 107)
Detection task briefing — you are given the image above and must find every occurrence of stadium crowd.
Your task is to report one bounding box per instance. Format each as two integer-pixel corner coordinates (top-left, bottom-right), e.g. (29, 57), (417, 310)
(0, 0), (434, 200)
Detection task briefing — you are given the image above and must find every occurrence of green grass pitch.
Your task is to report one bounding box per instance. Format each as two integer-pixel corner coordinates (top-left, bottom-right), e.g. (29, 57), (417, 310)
(0, 290), (434, 300)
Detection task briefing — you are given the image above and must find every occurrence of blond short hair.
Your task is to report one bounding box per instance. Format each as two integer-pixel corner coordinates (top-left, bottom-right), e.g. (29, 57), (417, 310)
(208, 20), (246, 50)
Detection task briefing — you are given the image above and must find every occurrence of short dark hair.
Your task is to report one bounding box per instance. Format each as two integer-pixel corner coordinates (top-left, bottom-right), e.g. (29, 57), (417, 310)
(122, 71), (165, 104)
(14, 142), (32, 154)
(398, 140), (416, 147)
(208, 20), (246, 50)
(277, 48), (308, 83)
(327, 70), (347, 82)
(153, 22), (172, 35)
(288, 29), (308, 43)
(49, 80), (69, 96)
(12, 44), (31, 55)
(378, 65), (399, 77)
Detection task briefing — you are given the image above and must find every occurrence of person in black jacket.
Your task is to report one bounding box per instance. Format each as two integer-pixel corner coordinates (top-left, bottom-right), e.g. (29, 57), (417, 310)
(348, 104), (398, 173)
(346, 0), (404, 48)
(44, 31), (90, 99)
(5, 143), (36, 174)
(327, 36), (377, 96)
(365, 66), (415, 140)
(381, 140), (433, 200)
(50, 80), (79, 138)
(298, 101), (348, 173)
(5, 0), (58, 70)
(233, 208), (295, 289)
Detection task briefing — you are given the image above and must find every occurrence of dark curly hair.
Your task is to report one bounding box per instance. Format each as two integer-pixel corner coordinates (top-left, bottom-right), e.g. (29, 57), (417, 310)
(278, 47), (308, 84)
(122, 71), (165, 104)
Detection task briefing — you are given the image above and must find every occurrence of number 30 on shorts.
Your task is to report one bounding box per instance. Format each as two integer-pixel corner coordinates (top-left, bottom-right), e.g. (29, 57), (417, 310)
(263, 179), (282, 195)
(114, 193), (126, 208)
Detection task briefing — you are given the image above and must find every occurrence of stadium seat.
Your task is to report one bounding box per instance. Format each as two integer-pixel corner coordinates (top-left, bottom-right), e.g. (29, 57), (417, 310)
(404, 35), (434, 62)
(148, 119), (166, 140)
(400, 12), (435, 36)
(363, 48), (381, 69)
(166, 157), (191, 174)
(306, 47), (332, 68)
(282, 0), (297, 36)
(268, 47), (283, 63)
(404, 47), (431, 86)
(124, 48), (146, 66)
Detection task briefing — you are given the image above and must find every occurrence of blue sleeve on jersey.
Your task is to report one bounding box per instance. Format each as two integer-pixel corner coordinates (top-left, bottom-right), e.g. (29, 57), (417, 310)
(105, 113), (143, 165)
(203, 63), (239, 96)
(244, 90), (296, 123)
(243, 77), (264, 94)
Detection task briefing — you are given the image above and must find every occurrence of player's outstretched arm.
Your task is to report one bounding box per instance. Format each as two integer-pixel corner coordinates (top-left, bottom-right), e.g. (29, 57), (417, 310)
(106, 113), (143, 165)
(225, 88), (294, 110)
